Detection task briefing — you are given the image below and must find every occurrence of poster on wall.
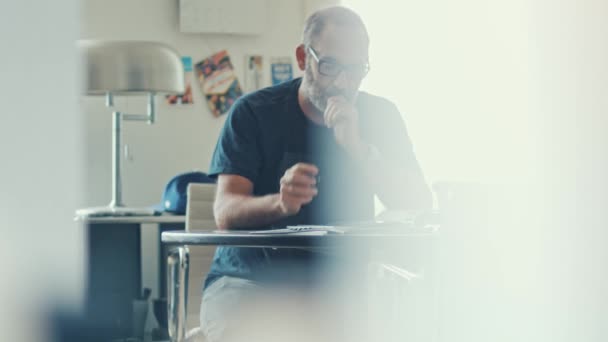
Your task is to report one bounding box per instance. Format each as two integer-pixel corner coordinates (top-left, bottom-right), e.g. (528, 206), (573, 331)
(195, 50), (243, 117)
(244, 55), (264, 93)
(270, 57), (293, 85)
(166, 56), (194, 105)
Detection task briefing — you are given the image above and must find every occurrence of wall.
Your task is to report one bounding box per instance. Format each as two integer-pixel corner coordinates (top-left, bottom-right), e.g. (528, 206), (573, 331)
(344, 0), (537, 185)
(304, 0), (340, 15)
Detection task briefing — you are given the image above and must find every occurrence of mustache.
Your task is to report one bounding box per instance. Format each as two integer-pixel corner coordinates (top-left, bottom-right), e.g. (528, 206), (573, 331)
(324, 88), (356, 102)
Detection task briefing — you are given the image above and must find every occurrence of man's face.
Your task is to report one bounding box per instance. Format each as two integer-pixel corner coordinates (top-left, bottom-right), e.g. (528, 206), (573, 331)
(303, 24), (369, 112)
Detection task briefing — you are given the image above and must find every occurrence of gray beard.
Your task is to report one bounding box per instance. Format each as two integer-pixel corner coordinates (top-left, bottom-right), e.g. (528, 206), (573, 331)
(303, 65), (358, 113)
(304, 67), (328, 112)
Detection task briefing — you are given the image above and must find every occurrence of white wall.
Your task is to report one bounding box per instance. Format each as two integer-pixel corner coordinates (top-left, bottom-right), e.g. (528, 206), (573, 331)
(345, 0), (537, 185)
(304, 0), (340, 15)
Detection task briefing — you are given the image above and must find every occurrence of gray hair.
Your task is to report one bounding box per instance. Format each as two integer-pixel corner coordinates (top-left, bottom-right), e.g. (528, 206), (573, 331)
(302, 6), (369, 48)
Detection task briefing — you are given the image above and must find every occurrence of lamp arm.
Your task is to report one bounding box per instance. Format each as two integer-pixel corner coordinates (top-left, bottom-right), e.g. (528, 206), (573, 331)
(107, 92), (157, 124)
(110, 111), (124, 208)
(106, 92), (157, 209)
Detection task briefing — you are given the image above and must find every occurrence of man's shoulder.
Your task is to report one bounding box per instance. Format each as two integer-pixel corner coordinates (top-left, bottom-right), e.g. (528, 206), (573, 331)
(236, 78), (300, 115)
(357, 91), (395, 109)
(356, 91), (400, 118)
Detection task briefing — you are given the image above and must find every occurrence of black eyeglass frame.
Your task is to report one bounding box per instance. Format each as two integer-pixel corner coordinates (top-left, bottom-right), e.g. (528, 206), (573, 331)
(307, 46), (370, 79)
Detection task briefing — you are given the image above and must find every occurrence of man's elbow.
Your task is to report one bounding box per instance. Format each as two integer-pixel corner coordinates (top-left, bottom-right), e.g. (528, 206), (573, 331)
(213, 200), (232, 230)
(408, 184), (433, 210)
(215, 217), (230, 230)
(415, 184), (433, 210)
(390, 185), (433, 211)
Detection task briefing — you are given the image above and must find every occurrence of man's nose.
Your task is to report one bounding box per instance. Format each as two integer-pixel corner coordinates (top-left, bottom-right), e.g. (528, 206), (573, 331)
(333, 69), (356, 90)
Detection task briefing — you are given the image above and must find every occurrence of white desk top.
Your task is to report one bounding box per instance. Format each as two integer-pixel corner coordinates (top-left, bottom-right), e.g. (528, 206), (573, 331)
(162, 229), (438, 248)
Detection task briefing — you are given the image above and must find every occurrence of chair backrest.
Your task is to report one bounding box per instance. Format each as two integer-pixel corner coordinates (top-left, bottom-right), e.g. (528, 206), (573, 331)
(186, 183), (217, 232)
(184, 183), (218, 332)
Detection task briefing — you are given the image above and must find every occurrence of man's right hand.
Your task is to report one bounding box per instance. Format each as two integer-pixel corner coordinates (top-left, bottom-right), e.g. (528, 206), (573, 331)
(278, 163), (319, 216)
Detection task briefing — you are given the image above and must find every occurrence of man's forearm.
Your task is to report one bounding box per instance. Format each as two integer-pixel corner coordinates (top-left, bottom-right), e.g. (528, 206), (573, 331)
(214, 193), (287, 230)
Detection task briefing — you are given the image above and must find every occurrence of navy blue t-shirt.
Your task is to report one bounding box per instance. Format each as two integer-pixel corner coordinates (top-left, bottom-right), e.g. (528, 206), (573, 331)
(204, 78), (426, 288)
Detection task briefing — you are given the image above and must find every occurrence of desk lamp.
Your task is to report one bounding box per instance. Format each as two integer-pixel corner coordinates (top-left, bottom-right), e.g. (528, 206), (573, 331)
(76, 40), (185, 218)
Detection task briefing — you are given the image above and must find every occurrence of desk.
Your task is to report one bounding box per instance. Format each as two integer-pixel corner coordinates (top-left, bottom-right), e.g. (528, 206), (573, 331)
(161, 228), (438, 342)
(162, 230), (435, 248)
(81, 214), (185, 340)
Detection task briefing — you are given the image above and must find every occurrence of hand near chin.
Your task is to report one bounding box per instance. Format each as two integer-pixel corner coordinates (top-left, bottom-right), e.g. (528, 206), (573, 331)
(324, 96), (367, 158)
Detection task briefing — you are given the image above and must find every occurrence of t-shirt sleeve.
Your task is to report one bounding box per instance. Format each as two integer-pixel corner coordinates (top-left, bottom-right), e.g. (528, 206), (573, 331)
(208, 98), (261, 183)
(381, 103), (421, 171)
(363, 97), (431, 205)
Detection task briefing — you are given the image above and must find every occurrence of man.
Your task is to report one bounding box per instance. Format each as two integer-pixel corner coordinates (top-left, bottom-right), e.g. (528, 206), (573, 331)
(200, 6), (432, 341)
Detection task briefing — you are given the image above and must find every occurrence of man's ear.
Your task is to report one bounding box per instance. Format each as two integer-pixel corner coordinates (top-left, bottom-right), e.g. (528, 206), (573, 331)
(295, 44), (306, 71)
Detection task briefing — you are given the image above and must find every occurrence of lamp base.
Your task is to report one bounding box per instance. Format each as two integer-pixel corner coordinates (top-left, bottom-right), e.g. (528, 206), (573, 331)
(75, 206), (156, 218)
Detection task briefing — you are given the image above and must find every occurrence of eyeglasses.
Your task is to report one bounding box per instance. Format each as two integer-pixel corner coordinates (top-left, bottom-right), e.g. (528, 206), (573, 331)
(308, 46), (370, 79)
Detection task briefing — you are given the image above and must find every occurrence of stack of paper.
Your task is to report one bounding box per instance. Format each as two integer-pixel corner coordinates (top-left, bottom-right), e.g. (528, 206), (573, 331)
(248, 225), (343, 235)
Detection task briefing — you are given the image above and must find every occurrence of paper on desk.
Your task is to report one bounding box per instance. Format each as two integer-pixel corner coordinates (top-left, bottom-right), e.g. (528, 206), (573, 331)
(287, 225), (345, 233)
(248, 225), (343, 235)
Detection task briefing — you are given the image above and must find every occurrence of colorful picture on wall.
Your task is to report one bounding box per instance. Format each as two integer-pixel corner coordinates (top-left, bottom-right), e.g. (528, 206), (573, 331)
(270, 57), (293, 85)
(166, 56), (194, 105)
(245, 55), (264, 93)
(195, 50), (243, 117)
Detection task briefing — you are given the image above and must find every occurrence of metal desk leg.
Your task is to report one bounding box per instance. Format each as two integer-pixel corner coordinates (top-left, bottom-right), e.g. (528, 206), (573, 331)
(167, 246), (190, 342)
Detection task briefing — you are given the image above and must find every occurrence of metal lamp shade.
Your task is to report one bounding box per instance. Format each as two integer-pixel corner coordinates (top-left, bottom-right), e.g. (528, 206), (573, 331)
(79, 40), (185, 95)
